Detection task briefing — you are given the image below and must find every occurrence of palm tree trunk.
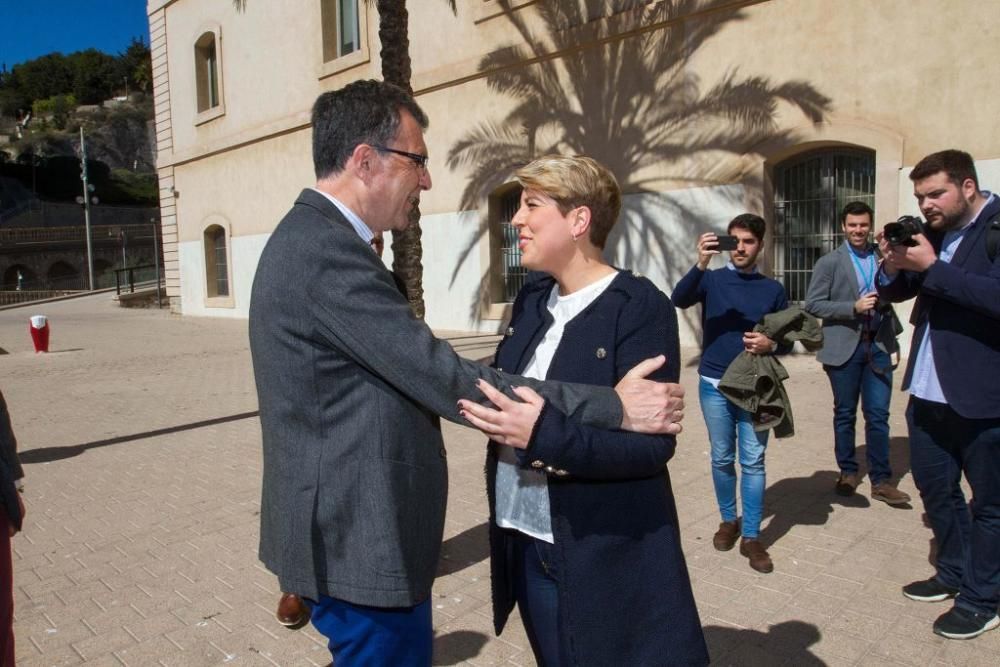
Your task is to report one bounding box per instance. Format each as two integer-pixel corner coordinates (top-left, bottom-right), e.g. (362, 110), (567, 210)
(376, 0), (425, 319)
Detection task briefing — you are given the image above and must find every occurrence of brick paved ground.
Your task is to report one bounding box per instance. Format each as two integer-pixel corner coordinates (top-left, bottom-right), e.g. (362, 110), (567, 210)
(1, 294), (998, 665)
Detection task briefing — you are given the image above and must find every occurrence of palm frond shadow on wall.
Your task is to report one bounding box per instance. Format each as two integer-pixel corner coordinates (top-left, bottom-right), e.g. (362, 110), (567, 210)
(445, 0), (831, 331)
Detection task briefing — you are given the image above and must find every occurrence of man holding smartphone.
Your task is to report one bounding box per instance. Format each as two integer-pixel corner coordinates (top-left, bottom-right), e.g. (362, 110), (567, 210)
(672, 214), (788, 573)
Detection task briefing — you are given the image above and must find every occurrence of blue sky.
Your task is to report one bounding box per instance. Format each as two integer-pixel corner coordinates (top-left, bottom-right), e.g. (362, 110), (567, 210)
(0, 1), (150, 69)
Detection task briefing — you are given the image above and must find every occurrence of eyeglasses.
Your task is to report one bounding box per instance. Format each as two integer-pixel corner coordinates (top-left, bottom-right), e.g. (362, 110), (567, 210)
(372, 145), (429, 170)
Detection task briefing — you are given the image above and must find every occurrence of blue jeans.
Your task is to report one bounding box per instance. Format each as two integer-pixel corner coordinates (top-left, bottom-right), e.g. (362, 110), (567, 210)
(907, 398), (1000, 616)
(823, 341), (893, 483)
(305, 595), (432, 667)
(699, 378), (770, 539)
(510, 531), (563, 666)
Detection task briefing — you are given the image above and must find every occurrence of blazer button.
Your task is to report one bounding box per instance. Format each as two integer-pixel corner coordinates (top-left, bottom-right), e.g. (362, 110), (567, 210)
(554, 469), (569, 477)
(439, 447), (447, 458)
(506, 326), (515, 337)
(531, 460), (545, 469)
(544, 466), (555, 474)
(595, 347), (607, 359)
(497, 367), (503, 372)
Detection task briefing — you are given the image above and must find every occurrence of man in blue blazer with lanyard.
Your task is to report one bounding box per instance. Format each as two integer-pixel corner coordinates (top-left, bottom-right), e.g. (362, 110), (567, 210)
(805, 201), (910, 505)
(877, 149), (1000, 640)
(248, 80), (687, 666)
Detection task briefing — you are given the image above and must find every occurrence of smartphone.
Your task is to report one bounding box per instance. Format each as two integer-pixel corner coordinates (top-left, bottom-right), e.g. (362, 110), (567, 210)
(714, 235), (738, 251)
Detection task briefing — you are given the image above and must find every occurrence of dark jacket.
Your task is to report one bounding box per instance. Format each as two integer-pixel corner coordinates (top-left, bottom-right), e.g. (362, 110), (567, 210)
(876, 195), (1000, 419)
(486, 272), (708, 667)
(0, 390), (24, 531)
(718, 307), (823, 438)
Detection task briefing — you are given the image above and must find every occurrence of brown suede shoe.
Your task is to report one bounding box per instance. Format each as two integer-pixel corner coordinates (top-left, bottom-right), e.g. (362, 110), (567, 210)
(712, 519), (741, 551)
(739, 538), (774, 573)
(872, 482), (911, 506)
(835, 472), (860, 497)
(276, 593), (309, 627)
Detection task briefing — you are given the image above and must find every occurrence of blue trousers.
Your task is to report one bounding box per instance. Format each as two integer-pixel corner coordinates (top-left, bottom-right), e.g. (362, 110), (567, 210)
(511, 531), (563, 667)
(823, 342), (893, 483)
(699, 378), (770, 538)
(306, 594), (432, 667)
(907, 397), (1000, 615)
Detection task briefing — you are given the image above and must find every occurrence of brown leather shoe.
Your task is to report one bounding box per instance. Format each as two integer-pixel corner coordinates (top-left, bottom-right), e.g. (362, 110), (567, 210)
(872, 482), (911, 506)
(835, 472), (860, 497)
(712, 519), (741, 551)
(276, 593), (309, 627)
(740, 538), (774, 573)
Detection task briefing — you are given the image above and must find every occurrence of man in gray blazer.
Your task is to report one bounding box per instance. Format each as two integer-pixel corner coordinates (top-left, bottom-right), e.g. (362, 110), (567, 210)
(249, 80), (686, 666)
(804, 201), (910, 505)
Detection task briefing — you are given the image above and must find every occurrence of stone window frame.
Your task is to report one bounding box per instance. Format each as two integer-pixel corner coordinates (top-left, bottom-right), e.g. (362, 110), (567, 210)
(318, 0), (370, 80)
(479, 182), (524, 321)
(203, 221), (234, 308)
(194, 26), (226, 125)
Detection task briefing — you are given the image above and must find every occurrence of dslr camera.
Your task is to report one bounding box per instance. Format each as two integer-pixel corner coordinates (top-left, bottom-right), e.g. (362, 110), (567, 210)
(883, 215), (925, 247)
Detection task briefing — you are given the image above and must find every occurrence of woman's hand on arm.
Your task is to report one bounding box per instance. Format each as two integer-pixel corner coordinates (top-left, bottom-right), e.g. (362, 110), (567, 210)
(457, 380), (545, 449)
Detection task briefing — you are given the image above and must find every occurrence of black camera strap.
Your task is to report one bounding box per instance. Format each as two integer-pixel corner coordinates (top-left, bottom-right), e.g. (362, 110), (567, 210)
(987, 213), (1000, 262)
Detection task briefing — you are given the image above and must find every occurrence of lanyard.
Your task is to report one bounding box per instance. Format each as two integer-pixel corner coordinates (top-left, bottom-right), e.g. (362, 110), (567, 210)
(849, 249), (876, 295)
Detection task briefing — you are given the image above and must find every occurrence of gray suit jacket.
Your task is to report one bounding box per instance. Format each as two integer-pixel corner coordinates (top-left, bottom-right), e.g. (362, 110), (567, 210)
(804, 243), (899, 367)
(249, 189), (622, 607)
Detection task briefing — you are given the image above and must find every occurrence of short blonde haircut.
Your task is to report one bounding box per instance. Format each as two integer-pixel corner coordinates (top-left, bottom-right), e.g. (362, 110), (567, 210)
(514, 155), (622, 249)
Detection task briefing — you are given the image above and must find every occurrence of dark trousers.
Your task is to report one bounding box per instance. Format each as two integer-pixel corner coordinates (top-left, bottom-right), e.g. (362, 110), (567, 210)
(305, 594), (432, 667)
(824, 342), (892, 483)
(512, 531), (563, 666)
(907, 397), (1000, 615)
(1, 513), (13, 666)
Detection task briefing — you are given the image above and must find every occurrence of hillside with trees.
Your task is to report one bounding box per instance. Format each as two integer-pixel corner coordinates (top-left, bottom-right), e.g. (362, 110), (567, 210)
(0, 39), (157, 207)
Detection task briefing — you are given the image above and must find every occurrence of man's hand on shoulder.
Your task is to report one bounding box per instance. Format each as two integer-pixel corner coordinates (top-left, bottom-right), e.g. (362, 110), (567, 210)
(615, 356), (685, 435)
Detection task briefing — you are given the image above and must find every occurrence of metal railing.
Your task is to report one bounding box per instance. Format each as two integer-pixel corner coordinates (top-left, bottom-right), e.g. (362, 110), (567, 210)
(114, 264), (160, 295)
(0, 223), (155, 245)
(0, 290), (83, 306)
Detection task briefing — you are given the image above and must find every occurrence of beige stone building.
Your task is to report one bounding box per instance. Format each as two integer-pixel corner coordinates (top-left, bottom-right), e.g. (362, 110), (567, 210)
(147, 0), (1000, 346)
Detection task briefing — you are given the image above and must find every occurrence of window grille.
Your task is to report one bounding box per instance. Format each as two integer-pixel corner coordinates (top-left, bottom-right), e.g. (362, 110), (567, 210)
(496, 188), (524, 302)
(204, 226), (229, 298)
(773, 149), (875, 302)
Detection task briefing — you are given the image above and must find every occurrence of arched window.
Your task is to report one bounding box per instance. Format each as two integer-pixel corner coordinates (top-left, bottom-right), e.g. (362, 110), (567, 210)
(489, 184), (524, 303)
(47, 261), (80, 290)
(2, 264), (34, 290)
(773, 148), (875, 302)
(203, 225), (230, 298)
(194, 31), (221, 113)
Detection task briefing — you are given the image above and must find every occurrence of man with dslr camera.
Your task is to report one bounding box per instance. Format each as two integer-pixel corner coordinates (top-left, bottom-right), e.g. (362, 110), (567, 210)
(805, 201), (909, 505)
(877, 149), (1000, 640)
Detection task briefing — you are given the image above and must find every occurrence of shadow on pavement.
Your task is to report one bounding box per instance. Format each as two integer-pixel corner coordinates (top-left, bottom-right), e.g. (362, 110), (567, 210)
(437, 522), (489, 577)
(704, 620), (824, 665)
(855, 435), (912, 487)
(19, 410), (260, 464)
(759, 470), (871, 548)
(433, 630), (490, 666)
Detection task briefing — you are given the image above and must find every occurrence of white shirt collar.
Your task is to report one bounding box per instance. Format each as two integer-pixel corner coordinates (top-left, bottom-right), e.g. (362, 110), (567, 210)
(311, 187), (375, 246)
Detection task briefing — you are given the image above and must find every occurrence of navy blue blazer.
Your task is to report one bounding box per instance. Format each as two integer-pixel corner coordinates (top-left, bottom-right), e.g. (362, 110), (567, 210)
(486, 271), (708, 666)
(877, 195), (1000, 419)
